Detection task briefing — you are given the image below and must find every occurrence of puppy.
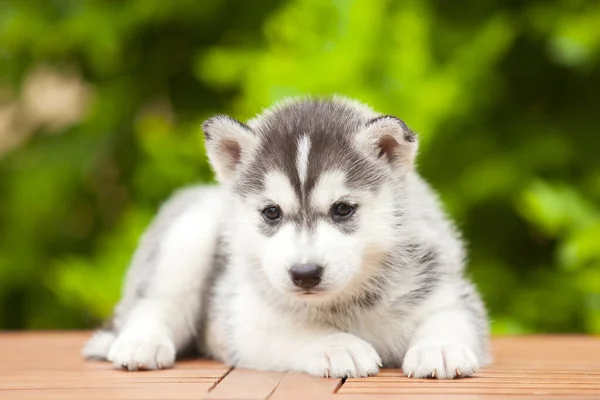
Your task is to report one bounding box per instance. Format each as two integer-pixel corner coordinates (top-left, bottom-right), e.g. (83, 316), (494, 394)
(83, 96), (490, 379)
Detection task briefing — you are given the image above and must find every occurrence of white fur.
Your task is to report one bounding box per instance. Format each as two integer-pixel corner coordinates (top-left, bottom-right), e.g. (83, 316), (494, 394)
(261, 223), (303, 294)
(354, 117), (418, 173)
(310, 220), (366, 294)
(310, 170), (353, 212)
(263, 170), (299, 213)
(105, 187), (226, 370)
(108, 300), (177, 370)
(84, 97), (489, 380)
(296, 135), (311, 185)
(203, 117), (258, 183)
(226, 281), (382, 378)
(81, 330), (116, 359)
(401, 282), (481, 378)
(252, 171), (388, 302)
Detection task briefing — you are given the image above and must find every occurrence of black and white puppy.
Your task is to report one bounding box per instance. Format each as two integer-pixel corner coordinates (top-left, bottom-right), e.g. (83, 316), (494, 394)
(83, 96), (490, 379)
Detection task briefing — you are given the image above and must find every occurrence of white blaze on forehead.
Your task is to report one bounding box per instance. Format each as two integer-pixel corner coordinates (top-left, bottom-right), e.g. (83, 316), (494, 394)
(310, 170), (351, 212)
(296, 134), (311, 185)
(263, 170), (299, 212)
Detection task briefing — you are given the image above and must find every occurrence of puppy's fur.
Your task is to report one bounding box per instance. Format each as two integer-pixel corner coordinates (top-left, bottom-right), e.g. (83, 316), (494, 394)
(83, 96), (490, 379)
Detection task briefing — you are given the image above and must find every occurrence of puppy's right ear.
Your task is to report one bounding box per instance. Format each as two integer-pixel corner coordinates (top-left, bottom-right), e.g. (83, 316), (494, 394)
(202, 115), (258, 183)
(355, 115), (418, 175)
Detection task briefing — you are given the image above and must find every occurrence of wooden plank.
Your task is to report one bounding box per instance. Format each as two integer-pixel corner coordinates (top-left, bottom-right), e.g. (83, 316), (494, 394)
(204, 368), (285, 400)
(347, 375), (600, 382)
(334, 396), (599, 400)
(1, 333), (600, 399)
(337, 336), (600, 397)
(269, 372), (342, 400)
(0, 369), (225, 381)
(0, 377), (219, 390)
(0, 331), (230, 399)
(344, 382), (600, 389)
(340, 387), (600, 395)
(0, 385), (214, 400)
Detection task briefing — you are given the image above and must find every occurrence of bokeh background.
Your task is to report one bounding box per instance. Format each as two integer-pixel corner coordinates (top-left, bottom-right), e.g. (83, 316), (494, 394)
(1, 0), (599, 333)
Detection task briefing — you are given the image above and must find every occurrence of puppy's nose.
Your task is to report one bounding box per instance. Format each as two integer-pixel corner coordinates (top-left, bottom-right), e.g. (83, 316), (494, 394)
(289, 264), (323, 290)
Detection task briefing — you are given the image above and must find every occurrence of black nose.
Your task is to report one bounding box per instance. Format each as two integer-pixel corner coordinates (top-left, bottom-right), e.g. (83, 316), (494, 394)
(289, 264), (323, 290)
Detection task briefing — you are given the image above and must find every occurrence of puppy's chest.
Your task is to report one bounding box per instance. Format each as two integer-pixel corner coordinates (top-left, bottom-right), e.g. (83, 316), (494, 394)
(342, 307), (418, 364)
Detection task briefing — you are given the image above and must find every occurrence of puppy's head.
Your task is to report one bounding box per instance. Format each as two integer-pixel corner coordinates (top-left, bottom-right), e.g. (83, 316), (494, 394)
(202, 97), (418, 304)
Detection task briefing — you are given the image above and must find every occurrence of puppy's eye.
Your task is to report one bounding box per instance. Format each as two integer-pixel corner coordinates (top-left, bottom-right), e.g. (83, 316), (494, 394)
(332, 202), (355, 220)
(262, 205), (282, 221)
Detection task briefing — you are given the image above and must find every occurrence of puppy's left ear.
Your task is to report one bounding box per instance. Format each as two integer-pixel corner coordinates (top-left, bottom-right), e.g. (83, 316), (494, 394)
(356, 115), (418, 174)
(202, 115), (258, 183)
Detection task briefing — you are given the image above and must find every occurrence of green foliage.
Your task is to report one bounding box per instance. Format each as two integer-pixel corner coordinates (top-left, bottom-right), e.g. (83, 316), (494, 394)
(1, 0), (599, 333)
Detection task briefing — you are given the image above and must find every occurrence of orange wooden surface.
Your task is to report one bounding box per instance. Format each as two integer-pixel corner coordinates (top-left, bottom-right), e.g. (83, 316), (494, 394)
(0, 332), (599, 399)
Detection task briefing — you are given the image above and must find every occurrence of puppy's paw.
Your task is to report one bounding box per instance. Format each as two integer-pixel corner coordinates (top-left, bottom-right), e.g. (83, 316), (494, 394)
(402, 339), (479, 379)
(304, 333), (381, 378)
(107, 329), (175, 371)
(82, 330), (117, 360)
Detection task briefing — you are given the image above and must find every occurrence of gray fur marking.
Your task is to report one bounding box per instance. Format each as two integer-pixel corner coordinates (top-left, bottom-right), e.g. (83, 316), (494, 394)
(236, 98), (385, 237)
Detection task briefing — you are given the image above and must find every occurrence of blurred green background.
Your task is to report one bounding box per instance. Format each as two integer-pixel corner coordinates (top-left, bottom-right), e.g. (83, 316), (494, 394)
(0, 0), (599, 334)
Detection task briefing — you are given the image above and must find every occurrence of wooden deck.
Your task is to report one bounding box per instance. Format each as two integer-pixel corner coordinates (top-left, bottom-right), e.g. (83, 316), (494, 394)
(1, 333), (599, 399)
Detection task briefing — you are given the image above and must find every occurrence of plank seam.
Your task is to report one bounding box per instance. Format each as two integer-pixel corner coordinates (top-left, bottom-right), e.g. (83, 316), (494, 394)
(208, 367), (234, 392)
(265, 372), (287, 400)
(333, 377), (346, 394)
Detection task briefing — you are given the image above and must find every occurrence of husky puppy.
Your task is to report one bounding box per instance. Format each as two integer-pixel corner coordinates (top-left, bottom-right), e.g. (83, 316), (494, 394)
(82, 96), (490, 379)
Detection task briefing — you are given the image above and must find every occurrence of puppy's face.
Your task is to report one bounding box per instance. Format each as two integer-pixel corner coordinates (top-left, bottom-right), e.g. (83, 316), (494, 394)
(203, 97), (417, 303)
(235, 168), (398, 300)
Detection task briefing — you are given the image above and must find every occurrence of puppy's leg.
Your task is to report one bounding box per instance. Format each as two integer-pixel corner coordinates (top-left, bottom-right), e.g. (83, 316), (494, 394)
(105, 189), (224, 371)
(229, 293), (381, 378)
(82, 329), (117, 360)
(402, 281), (489, 379)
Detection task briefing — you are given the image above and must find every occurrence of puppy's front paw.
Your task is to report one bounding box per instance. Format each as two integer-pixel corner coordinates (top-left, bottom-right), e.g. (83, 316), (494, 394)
(402, 340), (478, 379)
(82, 330), (116, 360)
(304, 333), (382, 378)
(107, 329), (175, 371)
